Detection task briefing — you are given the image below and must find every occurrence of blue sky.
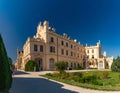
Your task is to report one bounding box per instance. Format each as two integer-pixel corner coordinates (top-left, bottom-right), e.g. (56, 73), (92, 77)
(0, 0), (120, 62)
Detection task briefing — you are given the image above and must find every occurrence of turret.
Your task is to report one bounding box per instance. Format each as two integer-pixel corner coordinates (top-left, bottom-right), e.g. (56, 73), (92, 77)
(97, 40), (101, 47)
(44, 20), (49, 31)
(103, 51), (106, 57)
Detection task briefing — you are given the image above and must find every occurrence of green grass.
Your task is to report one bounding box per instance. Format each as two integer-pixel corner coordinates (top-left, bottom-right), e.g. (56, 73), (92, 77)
(41, 71), (120, 91)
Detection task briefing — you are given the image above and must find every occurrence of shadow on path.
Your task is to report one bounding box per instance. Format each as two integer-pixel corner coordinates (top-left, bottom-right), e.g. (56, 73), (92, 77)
(13, 71), (29, 75)
(10, 77), (78, 93)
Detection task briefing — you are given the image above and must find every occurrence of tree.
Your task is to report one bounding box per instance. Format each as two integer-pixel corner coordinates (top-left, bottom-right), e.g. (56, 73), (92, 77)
(0, 34), (12, 93)
(111, 57), (120, 72)
(8, 57), (12, 67)
(55, 61), (68, 73)
(25, 60), (39, 71)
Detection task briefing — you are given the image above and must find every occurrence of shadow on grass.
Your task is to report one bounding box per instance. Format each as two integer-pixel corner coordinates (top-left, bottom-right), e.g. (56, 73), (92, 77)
(9, 76), (78, 93)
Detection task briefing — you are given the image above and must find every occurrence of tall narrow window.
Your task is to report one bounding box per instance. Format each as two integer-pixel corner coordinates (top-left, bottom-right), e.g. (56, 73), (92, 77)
(40, 45), (43, 52)
(61, 41), (64, 46)
(50, 37), (54, 42)
(71, 45), (73, 48)
(50, 46), (52, 52)
(71, 51), (73, 56)
(53, 47), (55, 52)
(66, 42), (68, 47)
(92, 49), (94, 53)
(77, 54), (79, 58)
(78, 47), (79, 50)
(61, 49), (64, 55)
(71, 63), (73, 67)
(34, 44), (37, 51)
(66, 50), (68, 56)
(92, 55), (94, 59)
(50, 46), (55, 53)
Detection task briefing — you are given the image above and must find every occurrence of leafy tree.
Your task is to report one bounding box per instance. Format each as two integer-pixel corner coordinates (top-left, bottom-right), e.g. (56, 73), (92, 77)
(0, 34), (12, 93)
(55, 61), (68, 73)
(111, 56), (120, 72)
(25, 60), (39, 71)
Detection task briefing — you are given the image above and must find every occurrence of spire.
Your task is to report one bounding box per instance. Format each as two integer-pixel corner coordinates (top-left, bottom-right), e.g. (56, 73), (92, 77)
(97, 40), (101, 46)
(98, 40), (100, 44)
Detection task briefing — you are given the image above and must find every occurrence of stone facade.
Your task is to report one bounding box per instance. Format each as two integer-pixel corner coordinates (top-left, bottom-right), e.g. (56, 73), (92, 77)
(85, 41), (113, 69)
(15, 51), (23, 69)
(15, 21), (113, 70)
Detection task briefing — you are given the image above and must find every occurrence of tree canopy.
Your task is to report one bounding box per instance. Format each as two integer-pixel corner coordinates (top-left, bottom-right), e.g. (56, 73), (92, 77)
(25, 60), (39, 71)
(111, 56), (120, 72)
(55, 61), (68, 73)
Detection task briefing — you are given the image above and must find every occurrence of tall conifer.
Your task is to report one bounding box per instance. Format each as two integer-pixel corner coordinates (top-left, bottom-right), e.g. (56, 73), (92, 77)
(0, 34), (12, 93)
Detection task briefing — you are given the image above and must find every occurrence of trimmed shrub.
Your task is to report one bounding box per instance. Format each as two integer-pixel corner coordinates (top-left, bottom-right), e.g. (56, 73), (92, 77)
(25, 60), (39, 71)
(55, 61), (68, 73)
(72, 72), (83, 77)
(102, 71), (109, 79)
(82, 74), (97, 83)
(0, 34), (12, 93)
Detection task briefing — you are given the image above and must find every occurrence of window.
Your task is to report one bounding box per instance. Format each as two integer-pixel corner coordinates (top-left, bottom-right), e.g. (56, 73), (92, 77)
(61, 41), (64, 46)
(40, 45), (43, 52)
(61, 49), (64, 55)
(74, 63), (76, 67)
(71, 51), (73, 56)
(71, 63), (73, 67)
(87, 50), (89, 53)
(92, 49), (94, 53)
(71, 45), (73, 48)
(66, 50), (68, 56)
(50, 37), (54, 42)
(87, 56), (89, 59)
(77, 54), (79, 58)
(34, 44), (37, 51)
(20, 58), (22, 63)
(74, 46), (76, 49)
(92, 55), (94, 59)
(78, 47), (79, 50)
(50, 46), (55, 53)
(66, 42), (68, 47)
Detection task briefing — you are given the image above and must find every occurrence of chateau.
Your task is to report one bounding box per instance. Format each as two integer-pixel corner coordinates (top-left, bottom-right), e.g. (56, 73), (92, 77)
(15, 21), (113, 71)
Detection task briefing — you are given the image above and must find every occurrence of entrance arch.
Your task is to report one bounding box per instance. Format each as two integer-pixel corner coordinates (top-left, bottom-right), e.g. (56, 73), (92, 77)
(98, 61), (104, 69)
(49, 58), (54, 70)
(35, 58), (43, 71)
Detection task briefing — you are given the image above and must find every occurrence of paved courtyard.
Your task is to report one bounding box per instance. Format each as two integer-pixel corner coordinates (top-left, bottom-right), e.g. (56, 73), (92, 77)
(10, 71), (120, 93)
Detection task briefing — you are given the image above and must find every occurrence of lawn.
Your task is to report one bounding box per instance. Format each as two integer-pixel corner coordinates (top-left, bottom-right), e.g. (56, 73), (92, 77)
(41, 71), (120, 91)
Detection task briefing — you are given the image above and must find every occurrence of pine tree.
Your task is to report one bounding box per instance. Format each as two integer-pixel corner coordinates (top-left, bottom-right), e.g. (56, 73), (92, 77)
(0, 34), (12, 93)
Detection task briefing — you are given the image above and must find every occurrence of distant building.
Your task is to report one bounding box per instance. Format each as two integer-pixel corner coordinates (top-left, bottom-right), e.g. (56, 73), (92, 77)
(85, 41), (113, 69)
(15, 21), (113, 70)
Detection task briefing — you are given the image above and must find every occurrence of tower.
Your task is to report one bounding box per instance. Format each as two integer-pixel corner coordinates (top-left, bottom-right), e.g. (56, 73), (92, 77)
(43, 20), (49, 31)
